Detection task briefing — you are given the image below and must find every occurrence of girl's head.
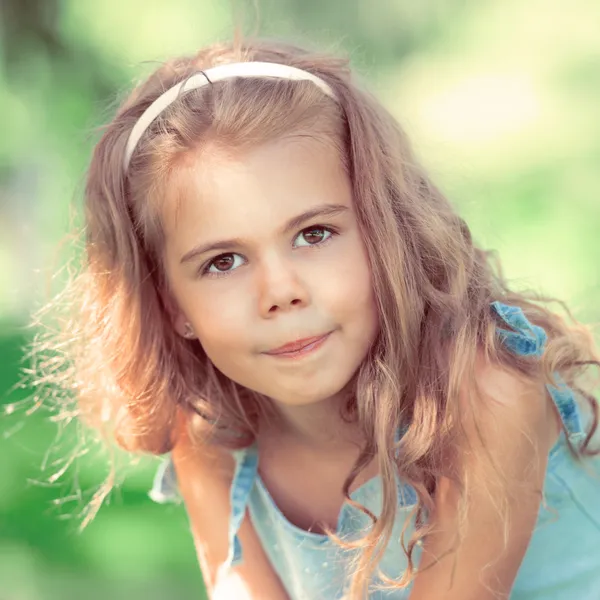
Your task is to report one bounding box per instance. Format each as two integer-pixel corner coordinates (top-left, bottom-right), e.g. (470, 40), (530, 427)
(83, 36), (480, 453)
(28, 35), (599, 598)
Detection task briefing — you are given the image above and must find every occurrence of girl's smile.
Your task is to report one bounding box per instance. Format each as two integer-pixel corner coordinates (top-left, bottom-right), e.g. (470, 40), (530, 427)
(262, 330), (334, 359)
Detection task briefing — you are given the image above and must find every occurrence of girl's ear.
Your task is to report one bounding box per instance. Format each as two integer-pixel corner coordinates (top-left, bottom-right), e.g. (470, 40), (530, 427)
(160, 288), (195, 339)
(174, 313), (196, 339)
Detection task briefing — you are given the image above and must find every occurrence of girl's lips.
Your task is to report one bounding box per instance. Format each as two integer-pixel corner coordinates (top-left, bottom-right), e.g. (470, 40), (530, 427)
(264, 332), (331, 356)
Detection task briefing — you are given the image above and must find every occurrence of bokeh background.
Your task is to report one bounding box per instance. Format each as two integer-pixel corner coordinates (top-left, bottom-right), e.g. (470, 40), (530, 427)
(1, 1), (599, 599)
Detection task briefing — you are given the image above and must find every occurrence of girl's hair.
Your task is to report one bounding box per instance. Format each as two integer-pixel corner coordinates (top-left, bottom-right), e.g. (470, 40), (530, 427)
(23, 35), (600, 598)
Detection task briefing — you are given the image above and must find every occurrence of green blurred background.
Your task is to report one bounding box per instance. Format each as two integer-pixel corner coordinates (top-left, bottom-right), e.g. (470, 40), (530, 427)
(1, 1), (599, 599)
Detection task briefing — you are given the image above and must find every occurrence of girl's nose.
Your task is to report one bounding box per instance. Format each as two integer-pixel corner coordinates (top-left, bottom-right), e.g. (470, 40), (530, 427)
(256, 255), (310, 318)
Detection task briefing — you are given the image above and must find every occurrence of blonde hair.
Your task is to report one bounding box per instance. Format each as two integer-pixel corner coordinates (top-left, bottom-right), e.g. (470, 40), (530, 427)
(22, 36), (600, 598)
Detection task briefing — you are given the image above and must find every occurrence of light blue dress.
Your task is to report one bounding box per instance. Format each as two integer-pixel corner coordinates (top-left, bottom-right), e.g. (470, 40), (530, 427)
(150, 302), (600, 599)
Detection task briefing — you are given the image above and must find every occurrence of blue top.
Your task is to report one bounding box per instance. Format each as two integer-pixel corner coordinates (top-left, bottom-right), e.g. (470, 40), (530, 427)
(150, 302), (600, 599)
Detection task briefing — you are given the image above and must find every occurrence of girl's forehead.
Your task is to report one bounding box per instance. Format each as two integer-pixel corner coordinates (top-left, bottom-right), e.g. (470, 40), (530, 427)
(161, 137), (353, 236)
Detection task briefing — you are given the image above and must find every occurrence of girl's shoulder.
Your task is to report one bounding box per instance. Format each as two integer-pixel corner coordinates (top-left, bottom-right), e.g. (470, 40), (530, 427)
(463, 353), (562, 460)
(456, 300), (583, 463)
(485, 301), (585, 443)
(150, 409), (241, 502)
(159, 417), (287, 597)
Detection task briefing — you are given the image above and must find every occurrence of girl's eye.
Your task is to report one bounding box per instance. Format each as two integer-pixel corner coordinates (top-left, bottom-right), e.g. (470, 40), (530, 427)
(293, 226), (335, 247)
(203, 253), (245, 276)
(200, 225), (338, 278)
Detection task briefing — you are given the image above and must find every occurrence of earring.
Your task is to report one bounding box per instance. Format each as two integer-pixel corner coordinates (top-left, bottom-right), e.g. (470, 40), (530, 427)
(183, 323), (196, 339)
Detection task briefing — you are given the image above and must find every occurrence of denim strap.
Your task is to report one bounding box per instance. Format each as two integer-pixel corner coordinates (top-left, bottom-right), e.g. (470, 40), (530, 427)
(221, 444), (259, 571)
(148, 455), (181, 504)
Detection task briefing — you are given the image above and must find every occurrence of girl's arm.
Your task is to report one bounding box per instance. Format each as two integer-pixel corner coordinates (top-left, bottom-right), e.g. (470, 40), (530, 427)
(171, 414), (290, 600)
(409, 358), (561, 600)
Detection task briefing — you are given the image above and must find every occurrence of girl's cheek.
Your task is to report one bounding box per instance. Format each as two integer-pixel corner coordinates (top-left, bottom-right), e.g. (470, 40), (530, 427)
(195, 300), (251, 341)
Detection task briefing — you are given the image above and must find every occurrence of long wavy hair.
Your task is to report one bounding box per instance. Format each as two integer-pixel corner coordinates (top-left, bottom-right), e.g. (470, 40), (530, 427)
(22, 36), (600, 598)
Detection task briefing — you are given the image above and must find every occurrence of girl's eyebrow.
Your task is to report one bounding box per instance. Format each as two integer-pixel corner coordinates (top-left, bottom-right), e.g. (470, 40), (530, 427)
(179, 202), (349, 264)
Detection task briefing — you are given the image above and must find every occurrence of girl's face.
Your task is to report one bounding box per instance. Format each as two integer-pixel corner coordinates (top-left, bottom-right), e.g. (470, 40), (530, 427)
(162, 136), (379, 407)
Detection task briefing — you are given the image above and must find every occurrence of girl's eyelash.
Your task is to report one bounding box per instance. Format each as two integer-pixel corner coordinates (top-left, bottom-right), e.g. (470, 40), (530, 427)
(199, 224), (340, 279)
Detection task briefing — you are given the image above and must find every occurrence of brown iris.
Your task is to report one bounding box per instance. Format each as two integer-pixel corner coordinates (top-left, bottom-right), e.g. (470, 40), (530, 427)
(302, 227), (326, 243)
(212, 255), (235, 271)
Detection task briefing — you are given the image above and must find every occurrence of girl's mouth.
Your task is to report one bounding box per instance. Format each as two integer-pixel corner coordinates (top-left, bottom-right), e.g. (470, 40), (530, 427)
(264, 332), (332, 358)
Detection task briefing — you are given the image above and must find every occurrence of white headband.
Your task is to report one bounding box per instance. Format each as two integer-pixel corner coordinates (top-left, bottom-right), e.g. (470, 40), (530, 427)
(123, 61), (337, 172)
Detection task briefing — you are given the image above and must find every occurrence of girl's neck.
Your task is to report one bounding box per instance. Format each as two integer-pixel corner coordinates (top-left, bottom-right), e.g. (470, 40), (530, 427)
(260, 388), (364, 454)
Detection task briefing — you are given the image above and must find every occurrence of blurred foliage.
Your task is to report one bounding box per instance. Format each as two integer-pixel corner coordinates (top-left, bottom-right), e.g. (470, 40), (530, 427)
(0, 0), (599, 598)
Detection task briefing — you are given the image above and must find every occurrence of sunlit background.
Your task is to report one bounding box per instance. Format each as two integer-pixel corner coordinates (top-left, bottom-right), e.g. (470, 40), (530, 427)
(1, 1), (599, 599)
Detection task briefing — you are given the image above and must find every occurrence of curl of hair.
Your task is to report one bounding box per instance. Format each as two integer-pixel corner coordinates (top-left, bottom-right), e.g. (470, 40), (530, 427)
(21, 36), (600, 598)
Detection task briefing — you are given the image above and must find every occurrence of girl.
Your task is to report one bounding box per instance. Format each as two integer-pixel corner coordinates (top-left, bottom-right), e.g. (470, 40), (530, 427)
(29, 36), (600, 600)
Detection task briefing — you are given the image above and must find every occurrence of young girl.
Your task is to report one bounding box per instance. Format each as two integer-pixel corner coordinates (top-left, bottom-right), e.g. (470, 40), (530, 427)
(30, 36), (600, 600)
